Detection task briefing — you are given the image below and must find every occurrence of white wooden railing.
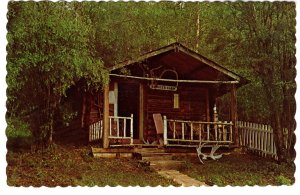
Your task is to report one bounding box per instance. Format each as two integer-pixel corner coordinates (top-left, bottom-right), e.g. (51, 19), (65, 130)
(237, 121), (288, 160)
(88, 114), (134, 144)
(109, 114), (134, 145)
(89, 120), (103, 142)
(163, 116), (233, 147)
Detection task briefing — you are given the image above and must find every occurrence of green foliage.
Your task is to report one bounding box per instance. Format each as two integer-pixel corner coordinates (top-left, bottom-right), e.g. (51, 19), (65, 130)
(7, 1), (296, 155)
(276, 175), (292, 185)
(58, 101), (78, 127)
(6, 117), (33, 149)
(7, 1), (109, 144)
(210, 176), (227, 186)
(6, 117), (31, 138)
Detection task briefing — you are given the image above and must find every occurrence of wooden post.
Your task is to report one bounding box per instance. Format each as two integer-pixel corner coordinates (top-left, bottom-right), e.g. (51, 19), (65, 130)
(213, 104), (218, 141)
(181, 122), (185, 140)
(190, 123), (193, 140)
(81, 93), (86, 128)
(230, 84), (238, 146)
(130, 114), (134, 145)
(123, 119), (126, 137)
(163, 116), (168, 145)
(109, 117), (112, 136)
(205, 89), (210, 122)
(103, 85), (110, 148)
(114, 82), (118, 117)
(139, 83), (144, 141)
(173, 122), (176, 139)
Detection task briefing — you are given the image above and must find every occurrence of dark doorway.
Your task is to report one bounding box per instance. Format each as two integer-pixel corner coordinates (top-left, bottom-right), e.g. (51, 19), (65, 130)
(118, 83), (139, 139)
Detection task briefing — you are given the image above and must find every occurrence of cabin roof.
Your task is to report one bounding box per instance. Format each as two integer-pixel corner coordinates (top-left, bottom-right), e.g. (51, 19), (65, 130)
(110, 42), (248, 85)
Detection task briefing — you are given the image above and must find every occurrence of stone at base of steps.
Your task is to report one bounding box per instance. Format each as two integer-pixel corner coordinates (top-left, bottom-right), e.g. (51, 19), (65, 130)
(142, 153), (173, 161)
(138, 150), (185, 170)
(150, 159), (184, 170)
(142, 155), (173, 161)
(157, 170), (207, 187)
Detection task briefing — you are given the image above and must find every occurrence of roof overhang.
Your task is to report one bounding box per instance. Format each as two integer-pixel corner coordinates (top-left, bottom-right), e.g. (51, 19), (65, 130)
(109, 42), (249, 95)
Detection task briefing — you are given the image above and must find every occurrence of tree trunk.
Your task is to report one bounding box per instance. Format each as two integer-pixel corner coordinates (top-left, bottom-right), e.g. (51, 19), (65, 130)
(81, 93), (86, 128)
(270, 107), (286, 162)
(47, 100), (57, 146)
(195, 4), (200, 51)
(282, 84), (296, 161)
(263, 80), (288, 162)
(45, 85), (59, 147)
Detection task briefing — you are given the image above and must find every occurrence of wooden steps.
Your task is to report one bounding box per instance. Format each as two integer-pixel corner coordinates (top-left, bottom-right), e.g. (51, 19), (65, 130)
(134, 148), (165, 153)
(137, 148), (184, 170)
(149, 159), (184, 170)
(91, 146), (196, 162)
(91, 147), (134, 158)
(142, 154), (173, 161)
(93, 152), (133, 158)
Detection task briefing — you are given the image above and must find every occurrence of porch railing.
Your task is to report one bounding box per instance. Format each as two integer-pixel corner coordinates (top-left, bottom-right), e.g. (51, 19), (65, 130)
(109, 114), (134, 145)
(163, 116), (233, 147)
(89, 120), (103, 142)
(88, 114), (134, 145)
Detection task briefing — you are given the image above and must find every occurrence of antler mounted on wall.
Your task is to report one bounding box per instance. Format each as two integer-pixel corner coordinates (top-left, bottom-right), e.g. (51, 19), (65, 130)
(148, 66), (179, 91)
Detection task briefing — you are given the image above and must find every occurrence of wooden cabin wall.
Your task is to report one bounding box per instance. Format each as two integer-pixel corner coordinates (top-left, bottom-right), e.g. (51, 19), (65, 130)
(88, 91), (104, 124)
(145, 84), (209, 140)
(82, 77), (218, 143)
(86, 82), (115, 125)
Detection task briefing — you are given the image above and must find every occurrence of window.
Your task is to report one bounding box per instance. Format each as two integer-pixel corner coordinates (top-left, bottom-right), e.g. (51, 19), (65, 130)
(174, 94), (179, 109)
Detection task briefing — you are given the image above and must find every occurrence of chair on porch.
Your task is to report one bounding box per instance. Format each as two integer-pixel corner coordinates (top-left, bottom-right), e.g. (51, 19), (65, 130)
(152, 113), (165, 147)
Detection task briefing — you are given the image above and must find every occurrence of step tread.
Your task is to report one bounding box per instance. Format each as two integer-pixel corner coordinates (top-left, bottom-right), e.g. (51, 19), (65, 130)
(150, 160), (184, 165)
(134, 148), (165, 153)
(142, 156), (173, 160)
(140, 152), (172, 157)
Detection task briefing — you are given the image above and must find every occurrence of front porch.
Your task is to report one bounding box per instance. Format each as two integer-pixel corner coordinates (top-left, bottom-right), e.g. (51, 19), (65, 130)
(89, 114), (234, 148)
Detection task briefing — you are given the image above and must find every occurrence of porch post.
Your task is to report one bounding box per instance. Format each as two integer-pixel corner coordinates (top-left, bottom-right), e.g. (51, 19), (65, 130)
(163, 115), (168, 145)
(230, 84), (238, 146)
(139, 83), (144, 141)
(103, 84), (110, 148)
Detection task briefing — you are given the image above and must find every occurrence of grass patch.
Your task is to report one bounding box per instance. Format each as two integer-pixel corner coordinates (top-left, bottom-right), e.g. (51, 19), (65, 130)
(7, 144), (177, 186)
(177, 153), (295, 186)
(276, 175), (292, 185)
(7, 144), (295, 186)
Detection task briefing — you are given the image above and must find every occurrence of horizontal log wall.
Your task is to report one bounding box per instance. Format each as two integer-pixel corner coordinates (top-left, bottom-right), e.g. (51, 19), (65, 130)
(88, 84), (115, 125)
(145, 85), (208, 140)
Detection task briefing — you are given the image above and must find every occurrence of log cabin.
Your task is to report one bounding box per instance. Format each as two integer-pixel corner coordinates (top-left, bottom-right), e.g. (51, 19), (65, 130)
(58, 42), (247, 149)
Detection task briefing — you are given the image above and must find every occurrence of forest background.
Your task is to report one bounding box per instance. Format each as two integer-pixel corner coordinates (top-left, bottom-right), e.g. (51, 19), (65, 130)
(5, 1), (296, 162)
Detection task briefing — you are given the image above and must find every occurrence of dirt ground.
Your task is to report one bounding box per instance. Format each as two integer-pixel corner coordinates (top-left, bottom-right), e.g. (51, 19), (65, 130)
(6, 144), (295, 186)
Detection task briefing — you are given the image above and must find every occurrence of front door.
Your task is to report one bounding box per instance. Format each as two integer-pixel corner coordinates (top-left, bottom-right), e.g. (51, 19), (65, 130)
(118, 82), (139, 139)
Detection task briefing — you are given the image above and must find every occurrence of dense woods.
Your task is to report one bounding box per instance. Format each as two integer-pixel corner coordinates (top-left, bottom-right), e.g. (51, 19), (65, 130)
(6, 1), (296, 162)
